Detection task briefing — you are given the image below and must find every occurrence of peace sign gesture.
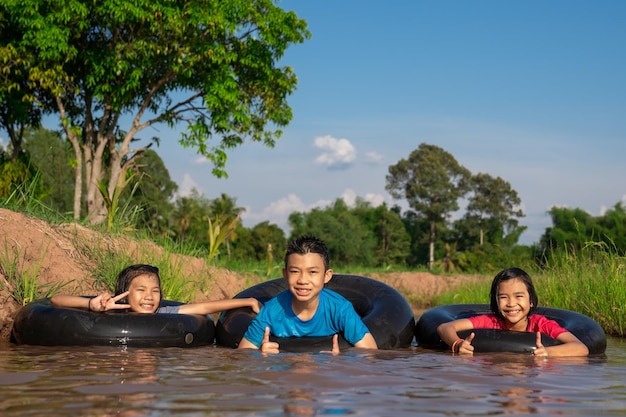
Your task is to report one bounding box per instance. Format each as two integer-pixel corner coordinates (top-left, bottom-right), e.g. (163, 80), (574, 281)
(88, 291), (131, 312)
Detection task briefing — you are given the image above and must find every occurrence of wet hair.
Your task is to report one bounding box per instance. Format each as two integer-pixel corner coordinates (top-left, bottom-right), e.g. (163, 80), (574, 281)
(114, 264), (162, 304)
(489, 267), (538, 319)
(284, 235), (330, 271)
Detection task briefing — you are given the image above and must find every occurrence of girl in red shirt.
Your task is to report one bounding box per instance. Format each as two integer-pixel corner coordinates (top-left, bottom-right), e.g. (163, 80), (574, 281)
(437, 267), (589, 357)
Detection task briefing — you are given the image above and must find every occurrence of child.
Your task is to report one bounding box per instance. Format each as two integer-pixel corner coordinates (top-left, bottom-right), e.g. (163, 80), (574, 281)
(50, 264), (262, 315)
(237, 235), (378, 353)
(437, 267), (589, 357)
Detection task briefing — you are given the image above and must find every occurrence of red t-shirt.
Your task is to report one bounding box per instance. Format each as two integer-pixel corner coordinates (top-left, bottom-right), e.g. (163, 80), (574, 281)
(467, 314), (568, 340)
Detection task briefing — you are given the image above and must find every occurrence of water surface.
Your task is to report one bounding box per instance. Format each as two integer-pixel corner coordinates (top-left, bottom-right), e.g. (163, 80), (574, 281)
(1, 337), (624, 416)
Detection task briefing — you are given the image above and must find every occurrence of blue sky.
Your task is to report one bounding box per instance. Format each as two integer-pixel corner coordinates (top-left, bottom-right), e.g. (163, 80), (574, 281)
(3, 1), (625, 245)
(166, 0), (626, 245)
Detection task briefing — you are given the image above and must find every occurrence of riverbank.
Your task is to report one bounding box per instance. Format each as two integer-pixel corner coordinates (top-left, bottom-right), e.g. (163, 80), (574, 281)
(0, 208), (489, 344)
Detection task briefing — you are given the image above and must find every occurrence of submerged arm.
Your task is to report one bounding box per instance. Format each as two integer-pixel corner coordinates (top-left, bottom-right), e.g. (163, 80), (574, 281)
(437, 319), (476, 354)
(534, 331), (589, 357)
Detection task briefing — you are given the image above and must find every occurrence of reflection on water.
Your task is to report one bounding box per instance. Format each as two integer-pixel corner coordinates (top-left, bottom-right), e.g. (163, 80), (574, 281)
(0, 338), (624, 416)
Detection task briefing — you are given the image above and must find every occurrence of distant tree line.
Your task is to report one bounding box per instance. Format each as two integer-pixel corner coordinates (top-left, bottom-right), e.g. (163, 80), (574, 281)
(3, 128), (624, 273)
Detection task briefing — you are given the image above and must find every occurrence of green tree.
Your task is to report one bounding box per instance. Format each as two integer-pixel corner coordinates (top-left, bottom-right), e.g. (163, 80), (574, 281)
(399, 208), (431, 267)
(351, 199), (410, 267)
(233, 221), (287, 264)
(289, 199), (375, 266)
(22, 127), (74, 214)
(121, 149), (178, 236)
(386, 143), (470, 269)
(540, 202), (626, 257)
(208, 193), (244, 257)
(0, 43), (43, 160)
(0, 149), (44, 201)
(171, 189), (213, 246)
(463, 172), (525, 247)
(1, 0), (310, 224)
(597, 202), (626, 251)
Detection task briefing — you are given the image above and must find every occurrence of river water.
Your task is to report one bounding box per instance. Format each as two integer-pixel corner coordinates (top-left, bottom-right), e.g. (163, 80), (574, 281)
(1, 337), (624, 417)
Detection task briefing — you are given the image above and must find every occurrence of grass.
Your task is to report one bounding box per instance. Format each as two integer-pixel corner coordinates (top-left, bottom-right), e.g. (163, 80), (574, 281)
(2, 176), (624, 336)
(71, 232), (206, 303)
(0, 240), (69, 305)
(432, 241), (626, 337)
(538, 242), (625, 337)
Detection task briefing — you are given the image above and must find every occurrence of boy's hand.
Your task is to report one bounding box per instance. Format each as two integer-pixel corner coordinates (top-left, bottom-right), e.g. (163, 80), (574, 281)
(320, 334), (340, 355)
(260, 327), (279, 354)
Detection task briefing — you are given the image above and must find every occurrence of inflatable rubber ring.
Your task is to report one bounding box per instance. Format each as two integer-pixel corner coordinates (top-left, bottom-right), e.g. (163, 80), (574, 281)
(11, 298), (215, 348)
(216, 274), (415, 351)
(415, 303), (606, 354)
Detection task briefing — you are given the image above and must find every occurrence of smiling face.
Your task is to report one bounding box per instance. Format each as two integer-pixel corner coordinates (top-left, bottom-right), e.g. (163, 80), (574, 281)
(126, 274), (162, 313)
(496, 278), (533, 331)
(283, 252), (333, 316)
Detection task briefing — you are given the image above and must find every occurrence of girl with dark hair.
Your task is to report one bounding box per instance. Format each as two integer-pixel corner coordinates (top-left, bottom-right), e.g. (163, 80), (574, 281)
(51, 264), (261, 315)
(437, 267), (589, 357)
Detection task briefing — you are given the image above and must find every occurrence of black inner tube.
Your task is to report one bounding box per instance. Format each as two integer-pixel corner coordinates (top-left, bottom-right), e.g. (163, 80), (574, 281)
(11, 298), (215, 348)
(415, 304), (606, 354)
(216, 275), (415, 351)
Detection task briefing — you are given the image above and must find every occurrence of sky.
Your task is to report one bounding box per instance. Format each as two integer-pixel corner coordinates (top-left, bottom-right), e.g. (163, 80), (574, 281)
(3, 1), (626, 245)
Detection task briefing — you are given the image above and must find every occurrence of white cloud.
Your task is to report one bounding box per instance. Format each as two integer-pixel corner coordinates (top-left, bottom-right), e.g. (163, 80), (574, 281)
(313, 135), (356, 169)
(195, 156), (209, 164)
(176, 174), (200, 197)
(363, 192), (386, 206)
(242, 189), (388, 233)
(364, 151), (384, 164)
(341, 189), (386, 207)
(243, 193), (307, 228)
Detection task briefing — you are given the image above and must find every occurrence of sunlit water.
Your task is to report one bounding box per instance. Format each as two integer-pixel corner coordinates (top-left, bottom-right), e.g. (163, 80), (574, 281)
(1, 337), (624, 416)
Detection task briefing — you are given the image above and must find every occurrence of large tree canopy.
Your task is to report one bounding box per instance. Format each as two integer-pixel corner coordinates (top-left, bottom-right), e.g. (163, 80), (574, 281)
(386, 143), (471, 269)
(463, 172), (525, 246)
(0, 0), (310, 222)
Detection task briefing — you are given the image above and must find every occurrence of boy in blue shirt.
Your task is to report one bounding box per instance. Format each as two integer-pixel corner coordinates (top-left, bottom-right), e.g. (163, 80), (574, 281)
(238, 235), (378, 353)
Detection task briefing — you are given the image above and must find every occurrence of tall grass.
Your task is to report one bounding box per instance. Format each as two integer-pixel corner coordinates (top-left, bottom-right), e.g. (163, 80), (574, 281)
(539, 242), (625, 336)
(0, 240), (69, 305)
(72, 234), (203, 302)
(1, 171), (68, 225)
(432, 241), (625, 337)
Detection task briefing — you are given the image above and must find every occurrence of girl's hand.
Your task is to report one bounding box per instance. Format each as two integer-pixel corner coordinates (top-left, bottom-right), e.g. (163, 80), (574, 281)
(90, 291), (130, 312)
(532, 331), (548, 356)
(457, 332), (476, 355)
(249, 298), (262, 314)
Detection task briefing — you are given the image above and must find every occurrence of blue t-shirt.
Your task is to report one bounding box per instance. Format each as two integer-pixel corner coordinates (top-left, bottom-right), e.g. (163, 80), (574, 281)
(242, 288), (370, 348)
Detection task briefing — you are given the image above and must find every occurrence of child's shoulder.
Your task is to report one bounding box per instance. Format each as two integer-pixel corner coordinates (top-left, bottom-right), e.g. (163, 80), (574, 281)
(321, 288), (351, 304)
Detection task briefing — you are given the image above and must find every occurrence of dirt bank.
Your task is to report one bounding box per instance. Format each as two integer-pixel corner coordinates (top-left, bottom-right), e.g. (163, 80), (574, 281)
(0, 208), (488, 345)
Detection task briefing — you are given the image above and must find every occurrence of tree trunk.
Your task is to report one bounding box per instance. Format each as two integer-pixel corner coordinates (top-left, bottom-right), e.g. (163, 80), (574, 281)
(57, 96), (83, 220)
(428, 220), (436, 270)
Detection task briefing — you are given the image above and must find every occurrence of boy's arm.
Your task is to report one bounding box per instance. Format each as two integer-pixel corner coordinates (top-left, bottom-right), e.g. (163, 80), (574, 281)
(178, 298), (261, 315)
(237, 336), (259, 349)
(353, 332), (378, 349)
